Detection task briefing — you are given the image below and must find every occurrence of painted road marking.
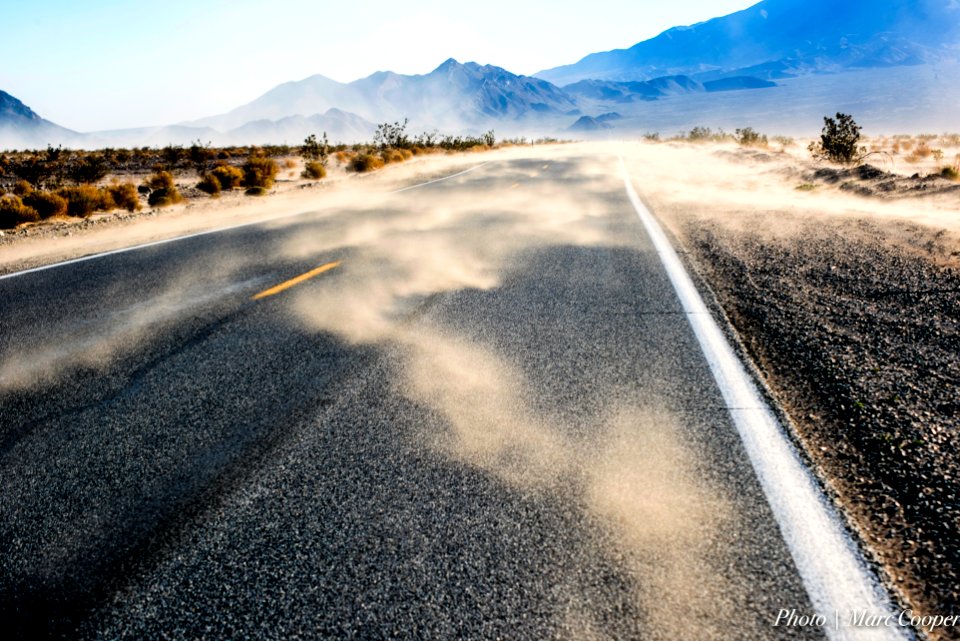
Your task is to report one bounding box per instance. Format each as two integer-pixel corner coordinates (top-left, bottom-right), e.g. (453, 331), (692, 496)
(388, 162), (490, 194)
(620, 156), (910, 641)
(251, 261), (341, 301)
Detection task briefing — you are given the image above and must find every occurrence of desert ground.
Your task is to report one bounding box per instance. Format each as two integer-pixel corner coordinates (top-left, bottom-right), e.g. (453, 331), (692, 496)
(2, 139), (958, 637)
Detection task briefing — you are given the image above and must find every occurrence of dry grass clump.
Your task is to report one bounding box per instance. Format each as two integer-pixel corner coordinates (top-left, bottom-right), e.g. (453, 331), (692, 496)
(197, 173), (221, 196)
(0, 195), (40, 228)
(144, 171), (184, 208)
(57, 185), (113, 217)
(106, 181), (141, 212)
(241, 154), (278, 189)
(348, 153), (385, 173)
(210, 164), (244, 190)
(22, 190), (68, 219)
(301, 161), (326, 179)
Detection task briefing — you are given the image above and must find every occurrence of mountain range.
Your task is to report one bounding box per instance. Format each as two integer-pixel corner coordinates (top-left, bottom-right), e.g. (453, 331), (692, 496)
(2, 0), (958, 150)
(537, 0), (960, 85)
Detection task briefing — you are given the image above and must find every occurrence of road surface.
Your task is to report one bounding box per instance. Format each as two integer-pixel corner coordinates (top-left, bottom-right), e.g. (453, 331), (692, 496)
(0, 151), (878, 639)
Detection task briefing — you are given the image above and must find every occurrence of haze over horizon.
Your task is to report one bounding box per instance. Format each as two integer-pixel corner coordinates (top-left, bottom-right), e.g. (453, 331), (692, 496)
(5, 0), (756, 132)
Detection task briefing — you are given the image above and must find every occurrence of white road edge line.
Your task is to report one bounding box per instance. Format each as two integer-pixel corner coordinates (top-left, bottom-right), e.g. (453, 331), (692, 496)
(620, 156), (910, 641)
(388, 161), (490, 193)
(0, 161), (491, 281)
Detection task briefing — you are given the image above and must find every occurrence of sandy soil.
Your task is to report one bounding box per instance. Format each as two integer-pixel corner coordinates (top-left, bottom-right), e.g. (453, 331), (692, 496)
(0, 147), (527, 275)
(625, 141), (960, 639)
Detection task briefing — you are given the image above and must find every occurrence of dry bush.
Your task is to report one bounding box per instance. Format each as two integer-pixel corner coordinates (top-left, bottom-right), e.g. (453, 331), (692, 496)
(57, 185), (112, 217)
(301, 161), (326, 179)
(244, 186), (268, 197)
(242, 155), (278, 189)
(13, 180), (33, 196)
(905, 142), (933, 164)
(107, 182), (141, 212)
(382, 148), (405, 164)
(145, 171), (175, 191)
(211, 164), (244, 190)
(22, 190), (68, 219)
(197, 173), (222, 196)
(348, 153), (384, 173)
(283, 158), (297, 169)
(0, 195), (40, 229)
(334, 150), (355, 165)
(144, 171), (183, 207)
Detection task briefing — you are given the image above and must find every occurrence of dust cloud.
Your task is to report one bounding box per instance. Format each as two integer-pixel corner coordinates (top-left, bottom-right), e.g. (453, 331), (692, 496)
(282, 146), (741, 637)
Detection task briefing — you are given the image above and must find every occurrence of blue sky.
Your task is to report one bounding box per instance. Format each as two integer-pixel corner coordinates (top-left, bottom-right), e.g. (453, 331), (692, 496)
(4, 0), (757, 131)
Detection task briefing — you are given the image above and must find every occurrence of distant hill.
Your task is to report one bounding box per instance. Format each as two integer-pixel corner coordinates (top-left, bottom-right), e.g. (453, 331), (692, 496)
(537, 0), (960, 85)
(188, 59), (579, 134)
(0, 90), (82, 150)
(563, 74), (776, 103)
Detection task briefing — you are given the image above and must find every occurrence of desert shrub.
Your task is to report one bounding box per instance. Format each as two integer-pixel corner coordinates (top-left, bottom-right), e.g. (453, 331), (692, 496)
(0, 195), (40, 228)
(334, 150), (354, 165)
(941, 166), (959, 181)
(147, 188), (183, 207)
(145, 171), (175, 191)
(809, 113), (865, 165)
(188, 140), (215, 175)
(211, 164), (244, 190)
(13, 179), (33, 196)
(107, 182), (141, 211)
(241, 155), (278, 189)
(382, 148), (405, 164)
(373, 119), (410, 150)
(197, 173), (222, 196)
(301, 133), (329, 167)
(773, 136), (795, 148)
(22, 190), (68, 219)
(735, 127), (768, 147)
(687, 126), (714, 142)
(301, 161), (326, 179)
(642, 132), (661, 142)
(348, 153), (384, 172)
(244, 186), (267, 196)
(68, 154), (110, 184)
(57, 185), (110, 217)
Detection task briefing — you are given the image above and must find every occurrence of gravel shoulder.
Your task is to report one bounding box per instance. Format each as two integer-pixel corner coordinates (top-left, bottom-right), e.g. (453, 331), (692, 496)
(628, 141), (960, 640)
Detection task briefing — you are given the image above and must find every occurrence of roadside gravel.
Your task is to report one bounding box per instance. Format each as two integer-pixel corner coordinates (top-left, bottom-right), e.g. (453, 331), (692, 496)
(655, 199), (960, 639)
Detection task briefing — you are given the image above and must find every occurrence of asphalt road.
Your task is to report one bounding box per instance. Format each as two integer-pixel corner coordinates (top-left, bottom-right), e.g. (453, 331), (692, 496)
(1, 154), (824, 639)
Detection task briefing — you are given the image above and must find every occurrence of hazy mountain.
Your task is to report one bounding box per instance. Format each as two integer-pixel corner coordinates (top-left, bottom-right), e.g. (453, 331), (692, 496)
(537, 0), (960, 85)
(0, 90), (82, 150)
(188, 59), (580, 134)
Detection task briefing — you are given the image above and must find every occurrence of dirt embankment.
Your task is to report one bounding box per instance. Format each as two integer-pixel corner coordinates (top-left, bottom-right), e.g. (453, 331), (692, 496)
(633, 142), (960, 639)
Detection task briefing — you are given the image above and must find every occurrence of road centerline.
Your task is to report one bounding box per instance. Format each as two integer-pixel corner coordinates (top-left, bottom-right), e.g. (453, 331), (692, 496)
(251, 261), (341, 301)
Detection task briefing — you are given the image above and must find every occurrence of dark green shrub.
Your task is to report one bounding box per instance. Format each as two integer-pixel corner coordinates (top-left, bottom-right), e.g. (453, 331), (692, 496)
(941, 166), (959, 181)
(301, 161), (326, 179)
(107, 182), (141, 211)
(197, 173), (222, 195)
(242, 155), (278, 189)
(348, 153), (384, 172)
(301, 133), (329, 164)
(23, 190), (68, 219)
(0, 195), (40, 228)
(809, 113), (865, 165)
(211, 164), (244, 189)
(244, 186), (268, 196)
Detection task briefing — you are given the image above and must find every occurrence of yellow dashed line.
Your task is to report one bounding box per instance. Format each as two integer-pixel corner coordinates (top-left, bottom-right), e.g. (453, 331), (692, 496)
(252, 261), (341, 300)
